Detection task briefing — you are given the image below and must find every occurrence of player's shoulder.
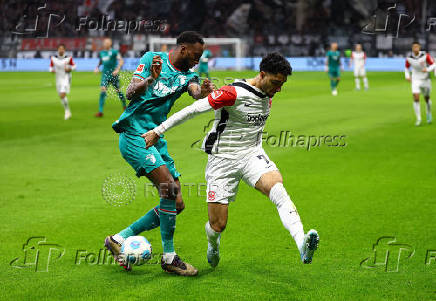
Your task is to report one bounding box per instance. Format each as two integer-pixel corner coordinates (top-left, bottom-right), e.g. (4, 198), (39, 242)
(141, 51), (165, 61)
(229, 79), (267, 99)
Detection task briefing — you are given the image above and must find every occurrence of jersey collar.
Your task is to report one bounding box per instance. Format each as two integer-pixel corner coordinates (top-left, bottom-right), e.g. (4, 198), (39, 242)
(168, 50), (182, 72)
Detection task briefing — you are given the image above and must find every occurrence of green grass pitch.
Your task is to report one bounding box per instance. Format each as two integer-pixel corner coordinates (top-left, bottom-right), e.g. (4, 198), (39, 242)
(0, 70), (435, 300)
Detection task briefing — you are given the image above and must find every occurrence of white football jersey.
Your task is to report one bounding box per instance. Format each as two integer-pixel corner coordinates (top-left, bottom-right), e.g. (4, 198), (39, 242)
(49, 55), (76, 85)
(202, 80), (271, 159)
(351, 51), (366, 69)
(405, 51), (435, 81)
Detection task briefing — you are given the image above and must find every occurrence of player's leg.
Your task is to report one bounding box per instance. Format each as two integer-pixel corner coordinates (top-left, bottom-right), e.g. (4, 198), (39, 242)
(106, 134), (195, 275)
(145, 168), (196, 276)
(255, 171), (319, 264)
(58, 90), (71, 120)
(328, 72), (336, 94)
(242, 150), (319, 264)
(354, 69), (361, 90)
(422, 84), (432, 124)
(412, 84), (421, 126)
(112, 75), (127, 109)
(113, 178), (184, 245)
(329, 70), (339, 95)
(362, 69), (369, 90)
(204, 155), (241, 267)
(205, 202), (228, 267)
(96, 84), (107, 117)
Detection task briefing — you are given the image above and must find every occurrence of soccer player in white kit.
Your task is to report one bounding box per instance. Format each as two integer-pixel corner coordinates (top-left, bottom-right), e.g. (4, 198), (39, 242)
(143, 52), (319, 267)
(49, 44), (76, 120)
(350, 44), (368, 91)
(405, 42), (435, 126)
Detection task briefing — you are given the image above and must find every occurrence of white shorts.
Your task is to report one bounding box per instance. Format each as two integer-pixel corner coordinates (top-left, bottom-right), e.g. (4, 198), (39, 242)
(205, 148), (278, 204)
(411, 79), (431, 96)
(56, 79), (70, 94)
(354, 67), (366, 77)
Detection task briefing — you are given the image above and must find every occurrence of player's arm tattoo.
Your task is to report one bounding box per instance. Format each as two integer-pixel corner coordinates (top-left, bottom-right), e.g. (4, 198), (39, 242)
(126, 77), (155, 100)
(188, 79), (214, 99)
(188, 83), (202, 99)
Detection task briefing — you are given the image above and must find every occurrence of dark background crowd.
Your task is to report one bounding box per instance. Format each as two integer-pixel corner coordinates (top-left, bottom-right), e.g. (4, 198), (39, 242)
(1, 0), (436, 57)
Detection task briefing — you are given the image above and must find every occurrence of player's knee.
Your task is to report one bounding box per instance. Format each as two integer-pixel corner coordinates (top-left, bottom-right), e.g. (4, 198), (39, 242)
(210, 219), (226, 232)
(159, 179), (179, 200)
(101, 86), (107, 92)
(176, 200), (185, 214)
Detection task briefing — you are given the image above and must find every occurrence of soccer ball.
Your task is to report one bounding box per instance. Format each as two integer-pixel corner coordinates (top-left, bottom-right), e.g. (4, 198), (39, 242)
(120, 236), (152, 265)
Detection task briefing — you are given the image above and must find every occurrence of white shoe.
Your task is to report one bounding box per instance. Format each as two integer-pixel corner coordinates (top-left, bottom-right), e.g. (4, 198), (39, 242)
(300, 229), (319, 264)
(64, 110), (72, 120)
(207, 242), (220, 267)
(205, 222), (220, 267)
(415, 119), (422, 126)
(332, 89), (338, 96)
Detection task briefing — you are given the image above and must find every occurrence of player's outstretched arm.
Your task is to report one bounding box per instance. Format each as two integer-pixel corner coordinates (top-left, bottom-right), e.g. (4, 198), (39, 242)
(188, 78), (214, 99)
(142, 85), (237, 148)
(142, 97), (213, 148)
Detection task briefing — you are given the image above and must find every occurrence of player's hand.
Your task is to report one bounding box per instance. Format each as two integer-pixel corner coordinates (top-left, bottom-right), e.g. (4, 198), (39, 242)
(141, 130), (159, 149)
(200, 78), (214, 98)
(94, 67), (100, 74)
(112, 69), (119, 76)
(406, 78), (411, 82)
(65, 65), (71, 73)
(151, 56), (163, 79)
(422, 67), (428, 73)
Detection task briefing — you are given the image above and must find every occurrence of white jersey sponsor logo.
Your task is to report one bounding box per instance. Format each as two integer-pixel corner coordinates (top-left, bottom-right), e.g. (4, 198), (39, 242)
(202, 80), (271, 159)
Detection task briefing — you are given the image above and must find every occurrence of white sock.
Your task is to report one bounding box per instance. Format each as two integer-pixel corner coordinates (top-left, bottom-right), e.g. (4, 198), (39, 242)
(355, 78), (360, 90)
(61, 96), (70, 112)
(363, 77), (369, 89)
(112, 234), (125, 244)
(269, 183), (305, 252)
(205, 221), (220, 250)
(413, 101), (421, 121)
(426, 100), (432, 116)
(163, 252), (176, 264)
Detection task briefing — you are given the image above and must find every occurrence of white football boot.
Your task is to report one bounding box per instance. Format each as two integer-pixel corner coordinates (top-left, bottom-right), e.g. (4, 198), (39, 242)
(300, 229), (319, 264)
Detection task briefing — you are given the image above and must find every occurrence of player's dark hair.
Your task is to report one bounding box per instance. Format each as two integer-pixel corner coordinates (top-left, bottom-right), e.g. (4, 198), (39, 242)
(176, 31), (204, 45)
(58, 44), (66, 49)
(260, 52), (292, 76)
(412, 41), (420, 45)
